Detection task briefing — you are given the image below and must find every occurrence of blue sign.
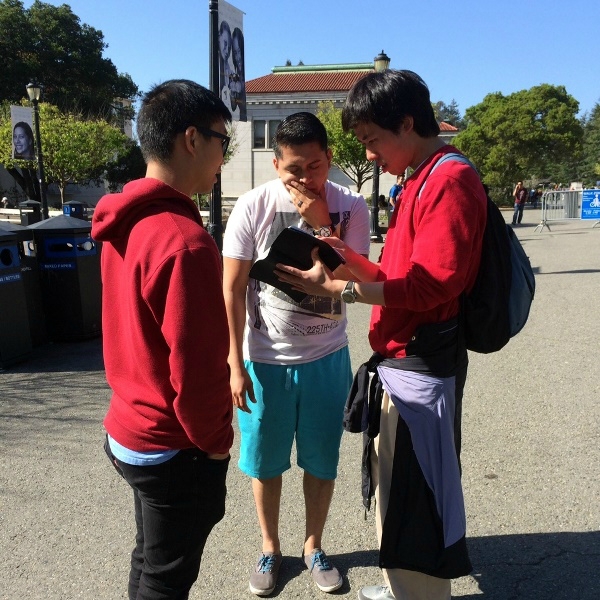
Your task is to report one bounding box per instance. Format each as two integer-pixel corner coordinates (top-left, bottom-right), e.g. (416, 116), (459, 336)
(0, 272), (21, 284)
(581, 189), (600, 220)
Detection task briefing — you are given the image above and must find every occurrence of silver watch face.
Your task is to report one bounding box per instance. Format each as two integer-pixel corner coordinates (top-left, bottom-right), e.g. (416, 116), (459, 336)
(316, 225), (332, 237)
(341, 282), (356, 303)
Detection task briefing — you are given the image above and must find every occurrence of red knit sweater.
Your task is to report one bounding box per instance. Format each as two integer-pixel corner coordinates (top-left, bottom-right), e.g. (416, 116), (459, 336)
(91, 178), (233, 454)
(370, 146), (487, 358)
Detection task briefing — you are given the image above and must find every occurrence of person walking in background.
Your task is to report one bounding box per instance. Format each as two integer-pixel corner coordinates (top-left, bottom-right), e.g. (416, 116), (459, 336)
(512, 180), (528, 225)
(91, 80), (234, 600)
(388, 173), (405, 212)
(275, 69), (486, 600)
(222, 112), (370, 596)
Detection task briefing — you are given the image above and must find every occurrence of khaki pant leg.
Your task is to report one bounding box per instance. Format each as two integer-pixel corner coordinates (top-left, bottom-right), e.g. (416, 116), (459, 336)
(373, 392), (451, 600)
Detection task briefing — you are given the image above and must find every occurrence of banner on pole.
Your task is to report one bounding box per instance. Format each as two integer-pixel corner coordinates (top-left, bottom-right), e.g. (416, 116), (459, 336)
(10, 105), (35, 160)
(218, 0), (246, 121)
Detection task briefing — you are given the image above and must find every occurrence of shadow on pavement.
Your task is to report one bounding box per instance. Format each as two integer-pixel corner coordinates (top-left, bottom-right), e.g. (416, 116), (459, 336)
(1, 336), (104, 373)
(463, 530), (600, 599)
(0, 337), (107, 444)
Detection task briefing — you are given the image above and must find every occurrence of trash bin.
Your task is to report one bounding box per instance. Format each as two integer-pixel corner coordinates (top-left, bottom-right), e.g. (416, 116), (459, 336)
(0, 230), (33, 367)
(63, 201), (87, 221)
(28, 214), (101, 342)
(19, 199), (42, 226)
(0, 221), (48, 347)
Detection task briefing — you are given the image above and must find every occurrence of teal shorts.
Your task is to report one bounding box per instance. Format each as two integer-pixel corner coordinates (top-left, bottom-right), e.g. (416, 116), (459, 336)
(238, 346), (352, 480)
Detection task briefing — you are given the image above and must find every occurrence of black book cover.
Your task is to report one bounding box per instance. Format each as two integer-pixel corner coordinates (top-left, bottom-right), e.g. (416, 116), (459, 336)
(248, 226), (345, 302)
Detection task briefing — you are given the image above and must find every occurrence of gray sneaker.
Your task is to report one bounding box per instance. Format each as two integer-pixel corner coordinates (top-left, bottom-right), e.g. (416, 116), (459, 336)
(303, 548), (343, 593)
(357, 584), (395, 600)
(249, 552), (282, 596)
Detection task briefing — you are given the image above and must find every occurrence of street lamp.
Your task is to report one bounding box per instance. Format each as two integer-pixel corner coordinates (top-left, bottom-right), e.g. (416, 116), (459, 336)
(370, 51), (391, 242)
(208, 0), (224, 251)
(374, 50), (391, 73)
(26, 80), (49, 220)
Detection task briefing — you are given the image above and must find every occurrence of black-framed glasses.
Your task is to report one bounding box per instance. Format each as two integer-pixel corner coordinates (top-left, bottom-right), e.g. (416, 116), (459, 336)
(196, 126), (230, 156)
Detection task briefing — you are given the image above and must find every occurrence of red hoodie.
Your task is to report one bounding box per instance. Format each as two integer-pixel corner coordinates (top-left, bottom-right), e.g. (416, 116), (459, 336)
(370, 146), (487, 359)
(91, 178), (233, 454)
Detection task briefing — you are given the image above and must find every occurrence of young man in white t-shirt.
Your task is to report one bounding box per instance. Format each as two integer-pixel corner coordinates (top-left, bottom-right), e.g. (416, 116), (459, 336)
(222, 112), (370, 596)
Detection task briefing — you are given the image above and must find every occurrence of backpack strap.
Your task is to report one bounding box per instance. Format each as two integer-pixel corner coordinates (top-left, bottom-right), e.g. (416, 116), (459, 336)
(415, 152), (481, 353)
(417, 152), (477, 199)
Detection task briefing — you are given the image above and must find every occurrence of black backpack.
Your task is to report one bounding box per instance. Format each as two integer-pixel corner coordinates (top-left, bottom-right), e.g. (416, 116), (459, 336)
(419, 153), (535, 353)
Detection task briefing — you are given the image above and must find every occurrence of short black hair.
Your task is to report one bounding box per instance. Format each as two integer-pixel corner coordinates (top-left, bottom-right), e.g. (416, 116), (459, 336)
(137, 79), (231, 164)
(342, 69), (440, 138)
(272, 112), (328, 158)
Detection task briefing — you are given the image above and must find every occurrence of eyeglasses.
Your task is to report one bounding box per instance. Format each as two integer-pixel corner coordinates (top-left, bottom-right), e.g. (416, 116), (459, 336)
(196, 126), (230, 156)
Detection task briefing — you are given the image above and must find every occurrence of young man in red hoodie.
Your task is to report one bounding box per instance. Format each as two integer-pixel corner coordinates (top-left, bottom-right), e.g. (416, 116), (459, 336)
(276, 70), (487, 600)
(91, 80), (234, 600)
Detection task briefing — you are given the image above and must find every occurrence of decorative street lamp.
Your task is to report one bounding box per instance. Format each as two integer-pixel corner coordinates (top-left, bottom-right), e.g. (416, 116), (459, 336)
(26, 81), (49, 220)
(374, 50), (391, 73)
(370, 50), (391, 242)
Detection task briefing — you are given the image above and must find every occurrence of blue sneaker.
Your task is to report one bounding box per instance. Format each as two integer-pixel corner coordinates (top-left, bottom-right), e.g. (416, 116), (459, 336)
(303, 548), (342, 593)
(249, 552), (282, 596)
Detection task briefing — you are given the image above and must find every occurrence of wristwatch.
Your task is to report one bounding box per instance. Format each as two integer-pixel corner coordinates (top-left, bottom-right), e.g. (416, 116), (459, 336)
(313, 224), (334, 237)
(341, 281), (357, 304)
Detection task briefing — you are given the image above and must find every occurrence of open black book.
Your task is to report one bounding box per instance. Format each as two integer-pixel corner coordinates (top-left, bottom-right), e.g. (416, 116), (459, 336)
(248, 226), (345, 302)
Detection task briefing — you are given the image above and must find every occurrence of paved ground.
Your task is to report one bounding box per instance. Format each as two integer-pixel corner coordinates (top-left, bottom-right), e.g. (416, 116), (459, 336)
(1, 209), (599, 599)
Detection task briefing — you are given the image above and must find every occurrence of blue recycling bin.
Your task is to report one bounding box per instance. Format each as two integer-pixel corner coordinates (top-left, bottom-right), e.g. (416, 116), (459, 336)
(0, 221), (48, 347)
(63, 201), (88, 221)
(28, 214), (101, 342)
(0, 230), (33, 367)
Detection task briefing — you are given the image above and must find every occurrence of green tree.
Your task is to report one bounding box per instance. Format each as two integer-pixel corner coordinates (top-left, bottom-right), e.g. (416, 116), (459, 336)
(580, 101), (600, 186)
(104, 140), (146, 193)
(0, 0), (139, 119)
(0, 101), (130, 203)
(453, 85), (583, 195)
(433, 99), (464, 129)
(316, 101), (372, 192)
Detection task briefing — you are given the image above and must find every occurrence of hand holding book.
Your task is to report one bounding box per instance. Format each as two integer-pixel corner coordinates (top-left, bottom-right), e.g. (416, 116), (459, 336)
(248, 226), (345, 302)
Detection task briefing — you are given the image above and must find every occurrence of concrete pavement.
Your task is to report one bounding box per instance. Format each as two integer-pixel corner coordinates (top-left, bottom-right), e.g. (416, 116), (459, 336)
(1, 209), (599, 599)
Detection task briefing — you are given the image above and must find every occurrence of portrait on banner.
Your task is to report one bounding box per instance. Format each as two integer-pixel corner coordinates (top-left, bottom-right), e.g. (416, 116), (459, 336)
(218, 0), (246, 121)
(11, 105), (35, 161)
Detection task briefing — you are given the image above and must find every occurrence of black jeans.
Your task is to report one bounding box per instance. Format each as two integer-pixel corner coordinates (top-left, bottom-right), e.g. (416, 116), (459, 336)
(105, 439), (229, 600)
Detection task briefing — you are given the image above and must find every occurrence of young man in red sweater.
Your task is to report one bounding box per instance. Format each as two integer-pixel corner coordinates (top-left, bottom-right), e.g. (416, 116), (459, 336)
(276, 70), (487, 600)
(91, 80), (234, 600)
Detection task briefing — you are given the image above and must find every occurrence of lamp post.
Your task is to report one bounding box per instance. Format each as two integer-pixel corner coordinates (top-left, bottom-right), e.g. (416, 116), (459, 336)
(26, 81), (49, 220)
(369, 50), (391, 242)
(208, 0), (224, 252)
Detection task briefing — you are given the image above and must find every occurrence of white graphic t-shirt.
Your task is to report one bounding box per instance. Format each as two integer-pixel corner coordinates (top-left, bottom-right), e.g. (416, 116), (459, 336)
(223, 178), (370, 364)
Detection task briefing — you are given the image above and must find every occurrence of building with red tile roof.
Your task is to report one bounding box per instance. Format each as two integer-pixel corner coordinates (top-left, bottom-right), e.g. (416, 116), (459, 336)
(221, 61), (458, 200)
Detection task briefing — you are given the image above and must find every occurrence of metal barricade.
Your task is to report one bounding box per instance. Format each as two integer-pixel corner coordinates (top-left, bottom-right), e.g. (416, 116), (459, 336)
(535, 190), (582, 232)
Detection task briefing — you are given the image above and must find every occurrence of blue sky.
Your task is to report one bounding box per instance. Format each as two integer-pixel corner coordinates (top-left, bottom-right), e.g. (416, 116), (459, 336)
(26, 0), (600, 116)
